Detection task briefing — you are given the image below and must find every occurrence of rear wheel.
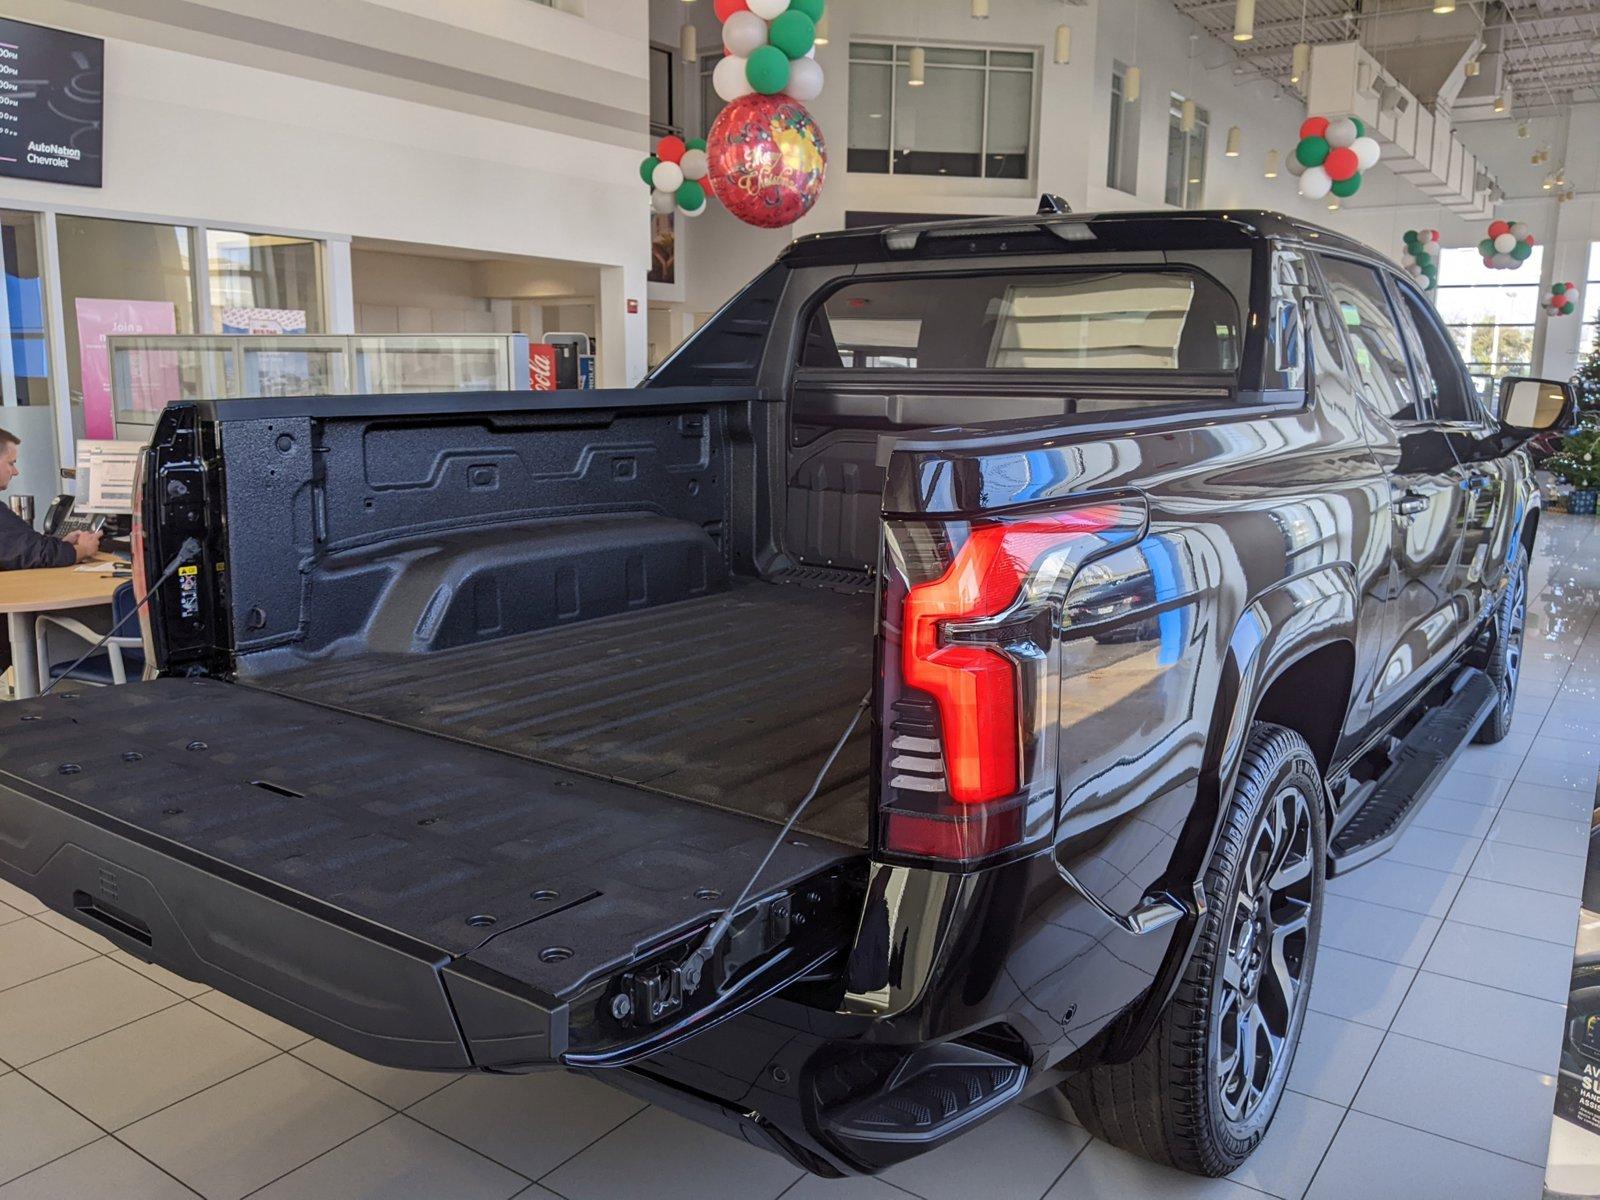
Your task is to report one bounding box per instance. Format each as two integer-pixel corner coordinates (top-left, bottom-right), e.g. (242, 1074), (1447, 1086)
(1474, 546), (1529, 745)
(1065, 723), (1325, 1176)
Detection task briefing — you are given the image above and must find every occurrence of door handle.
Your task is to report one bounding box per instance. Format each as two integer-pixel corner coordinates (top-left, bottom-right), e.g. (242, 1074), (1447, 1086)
(1394, 494), (1429, 517)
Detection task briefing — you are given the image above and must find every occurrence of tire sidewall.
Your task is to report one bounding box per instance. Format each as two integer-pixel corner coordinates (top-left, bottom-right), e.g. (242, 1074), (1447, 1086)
(1200, 734), (1326, 1158)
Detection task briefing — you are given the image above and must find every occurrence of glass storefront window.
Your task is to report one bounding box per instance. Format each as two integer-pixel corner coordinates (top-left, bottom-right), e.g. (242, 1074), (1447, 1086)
(0, 209), (58, 509)
(56, 215), (194, 440)
(206, 230), (325, 335)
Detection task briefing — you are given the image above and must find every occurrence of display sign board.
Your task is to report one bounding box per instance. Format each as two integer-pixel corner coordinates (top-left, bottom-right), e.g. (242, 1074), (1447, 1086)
(0, 17), (104, 188)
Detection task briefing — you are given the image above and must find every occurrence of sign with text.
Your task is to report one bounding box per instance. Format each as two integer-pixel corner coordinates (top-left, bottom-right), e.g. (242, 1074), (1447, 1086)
(0, 17), (104, 188)
(74, 298), (177, 437)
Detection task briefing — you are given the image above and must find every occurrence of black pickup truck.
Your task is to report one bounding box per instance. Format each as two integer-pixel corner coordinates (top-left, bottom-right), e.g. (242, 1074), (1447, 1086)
(0, 209), (1574, 1178)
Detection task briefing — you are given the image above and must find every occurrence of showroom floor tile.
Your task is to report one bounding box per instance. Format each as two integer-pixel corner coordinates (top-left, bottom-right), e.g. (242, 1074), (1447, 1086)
(0, 515), (1596, 1198)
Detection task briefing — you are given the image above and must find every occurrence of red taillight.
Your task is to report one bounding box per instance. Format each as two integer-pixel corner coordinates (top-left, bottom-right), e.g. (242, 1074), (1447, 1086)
(878, 502), (1142, 865)
(902, 507), (1125, 805)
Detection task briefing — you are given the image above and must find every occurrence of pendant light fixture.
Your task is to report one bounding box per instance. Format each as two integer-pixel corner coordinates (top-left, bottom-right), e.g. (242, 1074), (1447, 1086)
(1234, 0), (1255, 42)
(971, 0), (989, 18)
(1464, 57), (1480, 77)
(680, 21), (698, 63)
(1291, 43), (1311, 85)
(1517, 121), (1529, 138)
(1225, 126), (1241, 156)
(909, 46), (926, 87)
(1265, 149), (1280, 178)
(1492, 92), (1507, 113)
(1181, 98), (1197, 133)
(1432, 0), (1456, 13)
(814, 11), (829, 45)
(1126, 65), (1142, 103)
(1055, 25), (1072, 65)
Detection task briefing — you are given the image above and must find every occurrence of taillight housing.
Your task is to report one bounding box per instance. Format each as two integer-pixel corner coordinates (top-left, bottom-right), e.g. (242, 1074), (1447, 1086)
(876, 499), (1146, 866)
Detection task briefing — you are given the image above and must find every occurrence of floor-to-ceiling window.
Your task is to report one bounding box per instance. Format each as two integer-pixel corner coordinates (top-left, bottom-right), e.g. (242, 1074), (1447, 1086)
(0, 211), (58, 505)
(1435, 245), (1545, 381)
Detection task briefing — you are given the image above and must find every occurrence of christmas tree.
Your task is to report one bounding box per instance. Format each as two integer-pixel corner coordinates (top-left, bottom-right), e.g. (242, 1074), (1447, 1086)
(1576, 325), (1600, 415)
(1546, 419), (1600, 490)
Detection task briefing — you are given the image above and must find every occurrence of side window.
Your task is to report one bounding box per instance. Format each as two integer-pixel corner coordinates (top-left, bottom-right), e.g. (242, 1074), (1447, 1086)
(1394, 281), (1482, 424)
(1314, 255), (1423, 423)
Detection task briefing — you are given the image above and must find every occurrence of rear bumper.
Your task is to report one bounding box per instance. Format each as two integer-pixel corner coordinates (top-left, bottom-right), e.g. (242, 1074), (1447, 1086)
(0, 770), (555, 1070)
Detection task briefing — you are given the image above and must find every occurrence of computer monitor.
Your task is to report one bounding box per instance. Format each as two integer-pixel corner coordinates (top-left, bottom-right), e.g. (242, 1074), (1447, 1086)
(74, 440), (144, 515)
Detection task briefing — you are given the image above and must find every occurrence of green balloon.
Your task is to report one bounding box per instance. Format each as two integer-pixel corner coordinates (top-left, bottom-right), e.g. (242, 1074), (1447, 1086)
(1554, 282), (1568, 295)
(1564, 301), (1577, 315)
(1331, 172), (1362, 198)
(791, 0), (825, 20)
(1403, 229), (1419, 243)
(1350, 116), (1366, 138)
(1511, 240), (1533, 261)
(1478, 238), (1496, 256)
(1296, 136), (1330, 168)
(685, 137), (708, 152)
(640, 156), (660, 186)
(746, 45), (791, 94)
(675, 180), (706, 211)
(768, 10), (816, 59)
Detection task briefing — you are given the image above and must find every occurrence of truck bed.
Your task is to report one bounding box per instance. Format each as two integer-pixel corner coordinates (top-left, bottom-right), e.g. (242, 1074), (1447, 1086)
(257, 580), (878, 848)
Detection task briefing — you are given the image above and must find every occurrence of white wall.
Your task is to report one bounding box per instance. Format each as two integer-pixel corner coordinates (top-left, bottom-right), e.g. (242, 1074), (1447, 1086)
(352, 251), (496, 335)
(0, 0), (655, 385)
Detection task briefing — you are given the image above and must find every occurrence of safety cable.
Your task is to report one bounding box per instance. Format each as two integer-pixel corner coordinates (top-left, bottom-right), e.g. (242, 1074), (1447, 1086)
(39, 538), (203, 698)
(679, 690), (872, 995)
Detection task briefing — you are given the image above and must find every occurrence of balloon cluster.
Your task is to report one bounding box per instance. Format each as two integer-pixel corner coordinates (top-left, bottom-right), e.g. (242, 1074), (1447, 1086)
(1401, 229), (1441, 292)
(1478, 219), (1535, 270)
(714, 0), (825, 104)
(639, 134), (713, 219)
(1546, 281), (1581, 317)
(1289, 115), (1381, 201)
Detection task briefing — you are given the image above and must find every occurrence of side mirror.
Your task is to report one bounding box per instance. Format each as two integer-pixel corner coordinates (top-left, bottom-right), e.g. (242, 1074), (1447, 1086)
(1497, 376), (1574, 432)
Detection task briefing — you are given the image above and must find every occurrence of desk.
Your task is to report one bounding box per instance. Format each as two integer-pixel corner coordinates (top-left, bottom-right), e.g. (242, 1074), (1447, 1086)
(0, 556), (127, 699)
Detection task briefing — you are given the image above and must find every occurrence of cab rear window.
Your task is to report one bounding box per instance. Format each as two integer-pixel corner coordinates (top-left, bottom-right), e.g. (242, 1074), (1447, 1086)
(801, 268), (1243, 373)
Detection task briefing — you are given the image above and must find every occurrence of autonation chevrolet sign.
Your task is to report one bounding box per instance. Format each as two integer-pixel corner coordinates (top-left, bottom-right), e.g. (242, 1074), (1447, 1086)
(0, 16), (103, 188)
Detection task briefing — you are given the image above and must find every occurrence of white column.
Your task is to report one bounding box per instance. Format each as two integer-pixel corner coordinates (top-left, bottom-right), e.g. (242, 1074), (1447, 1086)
(599, 263), (649, 387)
(37, 211), (74, 474)
(324, 237), (356, 335)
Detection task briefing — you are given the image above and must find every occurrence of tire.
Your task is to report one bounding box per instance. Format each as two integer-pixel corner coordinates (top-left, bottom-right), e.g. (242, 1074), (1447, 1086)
(1064, 723), (1326, 1176)
(1474, 546), (1529, 745)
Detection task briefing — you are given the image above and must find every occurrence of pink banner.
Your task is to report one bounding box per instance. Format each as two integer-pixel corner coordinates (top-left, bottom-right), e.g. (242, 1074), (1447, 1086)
(74, 298), (178, 438)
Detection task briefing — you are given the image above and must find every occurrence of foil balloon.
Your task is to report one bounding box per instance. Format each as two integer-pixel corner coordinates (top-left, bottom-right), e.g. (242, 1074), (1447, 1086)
(707, 93), (827, 229)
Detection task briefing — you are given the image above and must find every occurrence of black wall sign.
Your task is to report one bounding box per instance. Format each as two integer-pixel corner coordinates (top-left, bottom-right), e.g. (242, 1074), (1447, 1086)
(0, 17), (103, 188)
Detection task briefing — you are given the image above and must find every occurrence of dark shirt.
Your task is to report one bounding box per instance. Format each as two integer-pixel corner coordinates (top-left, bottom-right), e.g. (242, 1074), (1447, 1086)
(0, 504), (74, 570)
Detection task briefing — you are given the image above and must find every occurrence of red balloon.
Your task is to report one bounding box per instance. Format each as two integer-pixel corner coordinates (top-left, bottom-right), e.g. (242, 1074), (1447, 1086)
(713, 0), (749, 18)
(1324, 146), (1359, 182)
(700, 177), (716, 199)
(1487, 220), (1509, 237)
(1299, 116), (1329, 140)
(655, 135), (687, 164)
(707, 94), (827, 229)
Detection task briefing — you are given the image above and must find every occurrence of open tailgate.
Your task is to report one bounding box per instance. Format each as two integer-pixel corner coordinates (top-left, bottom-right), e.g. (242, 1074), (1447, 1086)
(0, 679), (859, 1070)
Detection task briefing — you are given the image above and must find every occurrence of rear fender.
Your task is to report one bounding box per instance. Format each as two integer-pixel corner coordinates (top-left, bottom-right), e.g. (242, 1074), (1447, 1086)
(1088, 564), (1357, 1065)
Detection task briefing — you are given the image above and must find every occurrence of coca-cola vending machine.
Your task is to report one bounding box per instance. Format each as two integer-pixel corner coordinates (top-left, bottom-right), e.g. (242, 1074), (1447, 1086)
(529, 333), (592, 391)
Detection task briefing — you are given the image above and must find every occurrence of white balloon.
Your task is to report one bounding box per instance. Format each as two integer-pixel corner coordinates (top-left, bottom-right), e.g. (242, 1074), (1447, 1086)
(1299, 165), (1333, 199)
(679, 148), (710, 181)
(1493, 232), (1516, 254)
(652, 160), (685, 193)
(1509, 221), (1528, 237)
(1325, 117), (1359, 149)
(786, 55), (824, 101)
(651, 189), (677, 215)
(713, 53), (754, 102)
(1401, 251), (1415, 267)
(722, 11), (768, 58)
(680, 196), (708, 218)
(1286, 152), (1308, 177)
(747, 0), (790, 18)
(1352, 136), (1381, 171)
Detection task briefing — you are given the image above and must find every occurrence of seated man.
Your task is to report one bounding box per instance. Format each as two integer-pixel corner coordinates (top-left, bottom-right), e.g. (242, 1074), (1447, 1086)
(0, 427), (101, 570)
(1, 427), (102, 687)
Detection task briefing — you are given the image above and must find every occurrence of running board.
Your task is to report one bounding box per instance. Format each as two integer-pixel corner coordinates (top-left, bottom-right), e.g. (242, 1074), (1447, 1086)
(1327, 667), (1499, 877)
